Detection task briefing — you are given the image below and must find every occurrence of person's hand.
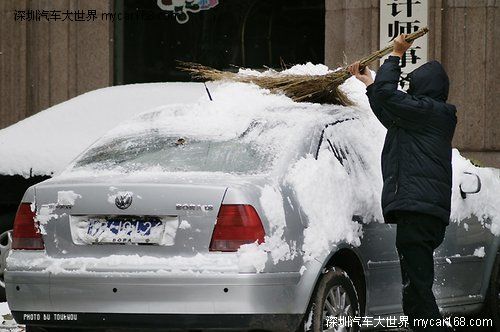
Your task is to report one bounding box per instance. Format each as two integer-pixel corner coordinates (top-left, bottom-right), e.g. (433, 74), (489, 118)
(348, 61), (374, 87)
(392, 34), (412, 58)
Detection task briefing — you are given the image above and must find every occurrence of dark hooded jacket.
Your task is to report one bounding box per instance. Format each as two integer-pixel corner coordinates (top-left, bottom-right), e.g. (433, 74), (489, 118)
(366, 56), (457, 224)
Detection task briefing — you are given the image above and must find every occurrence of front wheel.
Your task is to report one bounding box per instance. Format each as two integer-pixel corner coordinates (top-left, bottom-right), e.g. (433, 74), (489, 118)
(299, 267), (360, 332)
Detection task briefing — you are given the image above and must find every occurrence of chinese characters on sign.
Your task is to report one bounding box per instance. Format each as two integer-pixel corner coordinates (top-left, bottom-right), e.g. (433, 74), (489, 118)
(379, 0), (428, 89)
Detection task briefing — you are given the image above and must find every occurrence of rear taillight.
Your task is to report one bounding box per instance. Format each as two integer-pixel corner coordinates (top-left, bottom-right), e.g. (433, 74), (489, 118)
(12, 203), (44, 250)
(209, 204), (265, 252)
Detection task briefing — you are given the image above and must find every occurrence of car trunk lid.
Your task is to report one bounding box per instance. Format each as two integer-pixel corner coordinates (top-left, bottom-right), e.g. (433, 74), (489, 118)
(34, 182), (227, 259)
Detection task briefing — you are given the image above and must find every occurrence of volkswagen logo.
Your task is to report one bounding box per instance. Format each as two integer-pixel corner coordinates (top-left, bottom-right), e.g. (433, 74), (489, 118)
(115, 192), (133, 210)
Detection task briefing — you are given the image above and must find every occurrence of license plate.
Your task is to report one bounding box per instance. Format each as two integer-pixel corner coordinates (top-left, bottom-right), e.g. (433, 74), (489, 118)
(86, 217), (165, 244)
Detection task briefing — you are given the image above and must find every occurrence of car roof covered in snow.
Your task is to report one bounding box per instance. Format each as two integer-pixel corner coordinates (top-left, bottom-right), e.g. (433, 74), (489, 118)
(61, 82), (363, 177)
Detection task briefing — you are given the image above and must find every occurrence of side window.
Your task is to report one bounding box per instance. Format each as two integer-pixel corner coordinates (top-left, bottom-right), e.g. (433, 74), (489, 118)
(316, 118), (362, 174)
(327, 138), (350, 169)
(314, 117), (384, 225)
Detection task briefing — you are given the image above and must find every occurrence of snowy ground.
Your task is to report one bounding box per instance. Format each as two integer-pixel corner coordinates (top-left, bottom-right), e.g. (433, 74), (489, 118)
(0, 302), (22, 331)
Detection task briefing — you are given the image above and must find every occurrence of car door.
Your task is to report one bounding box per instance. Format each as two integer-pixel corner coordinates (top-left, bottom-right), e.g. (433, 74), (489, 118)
(434, 171), (495, 308)
(317, 118), (467, 316)
(317, 119), (403, 315)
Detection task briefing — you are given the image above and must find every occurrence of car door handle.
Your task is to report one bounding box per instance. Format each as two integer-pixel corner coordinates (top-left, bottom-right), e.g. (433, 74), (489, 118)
(459, 172), (482, 199)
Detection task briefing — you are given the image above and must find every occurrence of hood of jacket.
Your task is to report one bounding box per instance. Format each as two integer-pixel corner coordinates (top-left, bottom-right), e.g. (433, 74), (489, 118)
(407, 60), (450, 102)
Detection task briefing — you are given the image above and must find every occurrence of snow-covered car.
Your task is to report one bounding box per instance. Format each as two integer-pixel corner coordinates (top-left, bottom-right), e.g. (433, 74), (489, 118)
(0, 83), (206, 297)
(5, 80), (500, 332)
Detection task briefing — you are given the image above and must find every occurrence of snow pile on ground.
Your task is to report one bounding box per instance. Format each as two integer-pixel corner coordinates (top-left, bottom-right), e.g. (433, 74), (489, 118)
(0, 83), (206, 177)
(0, 302), (21, 331)
(450, 150), (500, 235)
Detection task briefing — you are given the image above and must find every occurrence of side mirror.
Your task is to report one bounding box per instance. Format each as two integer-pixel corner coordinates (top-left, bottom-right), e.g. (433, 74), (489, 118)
(459, 172), (481, 199)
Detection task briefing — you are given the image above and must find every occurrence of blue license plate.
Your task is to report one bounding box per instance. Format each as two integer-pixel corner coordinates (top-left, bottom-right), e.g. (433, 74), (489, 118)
(86, 217), (164, 244)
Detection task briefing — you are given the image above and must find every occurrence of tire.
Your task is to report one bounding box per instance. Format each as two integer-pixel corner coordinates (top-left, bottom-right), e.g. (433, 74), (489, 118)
(298, 267), (360, 332)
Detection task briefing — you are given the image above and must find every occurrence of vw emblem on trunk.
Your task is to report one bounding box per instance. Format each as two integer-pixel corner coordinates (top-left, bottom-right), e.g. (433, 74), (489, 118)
(115, 192), (133, 210)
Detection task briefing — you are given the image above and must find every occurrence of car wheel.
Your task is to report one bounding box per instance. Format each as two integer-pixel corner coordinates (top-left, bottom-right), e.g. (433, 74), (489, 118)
(0, 230), (12, 301)
(298, 267), (360, 332)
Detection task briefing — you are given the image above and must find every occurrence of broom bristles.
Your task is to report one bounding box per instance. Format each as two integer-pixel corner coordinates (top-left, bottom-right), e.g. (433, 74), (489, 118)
(179, 27), (429, 106)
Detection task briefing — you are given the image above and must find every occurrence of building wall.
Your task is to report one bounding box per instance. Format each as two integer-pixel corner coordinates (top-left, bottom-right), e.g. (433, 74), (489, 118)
(325, 0), (500, 168)
(0, 0), (113, 129)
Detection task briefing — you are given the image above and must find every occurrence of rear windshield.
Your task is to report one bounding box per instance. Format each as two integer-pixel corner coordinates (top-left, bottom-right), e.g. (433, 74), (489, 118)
(72, 130), (274, 174)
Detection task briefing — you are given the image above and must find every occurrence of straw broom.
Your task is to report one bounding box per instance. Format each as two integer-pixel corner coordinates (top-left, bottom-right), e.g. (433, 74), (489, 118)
(179, 27), (429, 106)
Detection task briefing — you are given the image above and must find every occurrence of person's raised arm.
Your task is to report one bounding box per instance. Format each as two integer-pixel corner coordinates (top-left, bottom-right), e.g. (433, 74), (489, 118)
(391, 34), (412, 58)
(369, 34), (412, 100)
(350, 34), (432, 129)
(348, 62), (393, 128)
(348, 61), (374, 87)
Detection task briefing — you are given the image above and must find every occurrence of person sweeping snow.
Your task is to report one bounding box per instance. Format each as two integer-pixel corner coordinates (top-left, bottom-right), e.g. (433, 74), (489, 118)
(348, 34), (457, 331)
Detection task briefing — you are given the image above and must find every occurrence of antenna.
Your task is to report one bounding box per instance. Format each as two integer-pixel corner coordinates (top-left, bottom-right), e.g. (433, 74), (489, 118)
(204, 82), (213, 101)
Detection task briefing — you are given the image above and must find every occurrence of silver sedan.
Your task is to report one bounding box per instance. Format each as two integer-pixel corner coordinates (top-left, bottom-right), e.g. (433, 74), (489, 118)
(6, 104), (499, 332)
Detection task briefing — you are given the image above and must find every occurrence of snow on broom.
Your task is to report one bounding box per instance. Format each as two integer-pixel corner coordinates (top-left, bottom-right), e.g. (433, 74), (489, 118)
(180, 27), (429, 106)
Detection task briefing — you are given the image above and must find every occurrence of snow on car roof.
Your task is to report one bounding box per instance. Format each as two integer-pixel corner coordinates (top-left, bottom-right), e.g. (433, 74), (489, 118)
(0, 82), (207, 178)
(62, 81), (357, 176)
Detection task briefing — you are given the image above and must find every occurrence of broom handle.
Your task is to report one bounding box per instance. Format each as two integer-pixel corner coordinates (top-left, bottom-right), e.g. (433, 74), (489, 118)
(356, 27), (429, 70)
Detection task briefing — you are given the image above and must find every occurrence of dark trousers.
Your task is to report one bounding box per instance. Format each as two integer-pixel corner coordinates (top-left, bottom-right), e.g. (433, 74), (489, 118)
(394, 211), (447, 331)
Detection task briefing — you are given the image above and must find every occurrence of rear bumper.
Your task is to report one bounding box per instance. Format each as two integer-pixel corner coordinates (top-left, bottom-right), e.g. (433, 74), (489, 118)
(12, 312), (302, 331)
(6, 269), (305, 312)
(6, 268), (312, 330)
